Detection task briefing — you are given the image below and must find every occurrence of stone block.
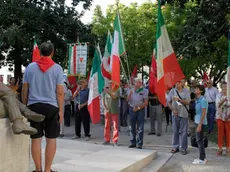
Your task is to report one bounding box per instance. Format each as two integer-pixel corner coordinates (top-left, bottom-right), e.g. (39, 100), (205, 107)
(0, 119), (30, 172)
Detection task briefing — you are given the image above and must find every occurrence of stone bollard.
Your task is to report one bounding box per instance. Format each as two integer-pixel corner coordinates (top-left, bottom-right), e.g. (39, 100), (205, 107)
(0, 118), (30, 172)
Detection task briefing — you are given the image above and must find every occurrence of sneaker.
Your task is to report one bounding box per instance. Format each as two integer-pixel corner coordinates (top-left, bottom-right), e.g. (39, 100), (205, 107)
(85, 137), (91, 141)
(71, 135), (80, 139)
(137, 145), (142, 149)
(59, 134), (64, 138)
(192, 159), (207, 165)
(128, 145), (136, 148)
(193, 158), (200, 162)
(148, 132), (156, 135)
(181, 150), (187, 155)
(102, 141), (110, 145)
(156, 133), (161, 137)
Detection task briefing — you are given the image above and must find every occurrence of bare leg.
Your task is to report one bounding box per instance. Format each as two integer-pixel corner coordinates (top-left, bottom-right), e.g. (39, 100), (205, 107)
(31, 138), (43, 171)
(44, 138), (56, 172)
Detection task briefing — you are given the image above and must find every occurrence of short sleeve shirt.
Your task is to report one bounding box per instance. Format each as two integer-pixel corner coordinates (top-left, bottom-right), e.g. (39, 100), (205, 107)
(23, 62), (64, 107)
(76, 88), (89, 105)
(195, 96), (208, 125)
(169, 88), (190, 118)
(102, 90), (120, 114)
(128, 87), (148, 107)
(215, 93), (230, 121)
(204, 87), (219, 103)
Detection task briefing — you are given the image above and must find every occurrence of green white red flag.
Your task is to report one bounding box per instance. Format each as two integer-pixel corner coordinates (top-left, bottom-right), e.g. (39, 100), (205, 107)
(227, 30), (230, 101)
(155, 1), (185, 106)
(32, 39), (40, 62)
(88, 46), (104, 124)
(110, 11), (125, 92)
(102, 31), (113, 80)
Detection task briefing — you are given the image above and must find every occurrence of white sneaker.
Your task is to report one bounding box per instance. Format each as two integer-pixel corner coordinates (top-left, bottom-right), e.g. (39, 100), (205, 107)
(192, 159), (207, 165)
(193, 158), (200, 162)
(71, 135), (80, 139)
(85, 137), (91, 141)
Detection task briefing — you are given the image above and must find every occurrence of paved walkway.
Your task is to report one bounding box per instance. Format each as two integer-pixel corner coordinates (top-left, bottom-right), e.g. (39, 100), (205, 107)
(59, 116), (230, 172)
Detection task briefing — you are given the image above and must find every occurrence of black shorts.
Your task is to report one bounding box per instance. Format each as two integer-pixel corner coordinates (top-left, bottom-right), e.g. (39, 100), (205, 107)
(28, 103), (60, 139)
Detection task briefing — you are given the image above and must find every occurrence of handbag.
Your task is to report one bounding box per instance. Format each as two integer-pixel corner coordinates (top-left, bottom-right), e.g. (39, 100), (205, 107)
(191, 135), (208, 148)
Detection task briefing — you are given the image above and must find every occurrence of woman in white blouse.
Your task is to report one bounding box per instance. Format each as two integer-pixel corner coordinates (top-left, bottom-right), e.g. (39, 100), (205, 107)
(216, 82), (230, 156)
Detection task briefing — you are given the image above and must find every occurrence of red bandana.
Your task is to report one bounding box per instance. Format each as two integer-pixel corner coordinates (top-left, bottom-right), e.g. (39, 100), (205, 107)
(36, 56), (55, 72)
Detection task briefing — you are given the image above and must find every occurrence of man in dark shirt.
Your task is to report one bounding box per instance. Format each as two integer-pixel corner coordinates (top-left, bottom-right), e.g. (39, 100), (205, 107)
(148, 92), (162, 136)
(72, 78), (91, 141)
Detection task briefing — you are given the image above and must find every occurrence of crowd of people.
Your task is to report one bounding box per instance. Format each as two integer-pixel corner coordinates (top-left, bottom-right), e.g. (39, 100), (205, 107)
(1, 42), (229, 171)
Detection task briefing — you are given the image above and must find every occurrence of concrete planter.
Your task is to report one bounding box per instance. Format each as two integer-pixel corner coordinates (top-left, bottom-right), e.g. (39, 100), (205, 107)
(0, 118), (30, 172)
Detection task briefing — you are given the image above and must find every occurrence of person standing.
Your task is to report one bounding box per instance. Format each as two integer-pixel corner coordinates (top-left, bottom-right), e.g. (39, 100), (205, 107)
(215, 82), (230, 156)
(64, 82), (72, 127)
(120, 80), (128, 127)
(165, 89), (172, 126)
(8, 77), (19, 92)
(22, 42), (64, 172)
(72, 79), (91, 141)
(189, 80), (197, 122)
(169, 80), (190, 155)
(127, 78), (148, 149)
(148, 92), (162, 136)
(102, 81), (120, 146)
(204, 80), (219, 134)
(192, 85), (208, 165)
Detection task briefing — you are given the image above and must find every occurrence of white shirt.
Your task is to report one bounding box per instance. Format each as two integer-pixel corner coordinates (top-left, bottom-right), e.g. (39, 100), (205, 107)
(205, 87), (219, 103)
(64, 84), (72, 106)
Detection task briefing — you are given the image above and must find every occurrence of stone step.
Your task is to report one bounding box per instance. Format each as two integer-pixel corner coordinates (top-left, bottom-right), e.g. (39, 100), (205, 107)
(30, 139), (157, 172)
(141, 152), (173, 172)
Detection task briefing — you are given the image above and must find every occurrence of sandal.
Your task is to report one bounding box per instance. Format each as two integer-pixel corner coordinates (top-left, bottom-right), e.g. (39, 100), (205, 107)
(171, 148), (179, 154)
(216, 150), (223, 156)
(226, 150), (230, 157)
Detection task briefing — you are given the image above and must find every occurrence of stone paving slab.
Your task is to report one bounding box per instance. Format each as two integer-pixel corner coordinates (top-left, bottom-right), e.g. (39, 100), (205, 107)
(142, 152), (173, 172)
(30, 117), (230, 172)
(30, 139), (157, 172)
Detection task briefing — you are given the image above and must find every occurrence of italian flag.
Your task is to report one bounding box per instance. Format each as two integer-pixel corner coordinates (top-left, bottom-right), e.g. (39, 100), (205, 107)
(88, 46), (105, 124)
(68, 44), (77, 74)
(227, 30), (230, 101)
(156, 1), (185, 106)
(110, 11), (125, 92)
(102, 31), (113, 80)
(32, 39), (41, 62)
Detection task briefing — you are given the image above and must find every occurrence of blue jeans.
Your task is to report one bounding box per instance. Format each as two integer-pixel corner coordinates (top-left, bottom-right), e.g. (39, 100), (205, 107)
(129, 107), (145, 147)
(207, 103), (216, 132)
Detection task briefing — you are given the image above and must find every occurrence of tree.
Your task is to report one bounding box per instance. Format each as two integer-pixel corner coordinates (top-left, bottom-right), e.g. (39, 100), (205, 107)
(91, 2), (193, 79)
(0, 0), (93, 79)
(175, 0), (230, 85)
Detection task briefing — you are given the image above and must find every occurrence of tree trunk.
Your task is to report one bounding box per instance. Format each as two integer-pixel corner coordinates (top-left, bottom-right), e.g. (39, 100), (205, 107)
(14, 48), (22, 81)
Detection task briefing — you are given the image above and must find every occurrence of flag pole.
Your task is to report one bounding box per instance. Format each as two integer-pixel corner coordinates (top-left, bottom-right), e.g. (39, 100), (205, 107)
(115, 0), (131, 85)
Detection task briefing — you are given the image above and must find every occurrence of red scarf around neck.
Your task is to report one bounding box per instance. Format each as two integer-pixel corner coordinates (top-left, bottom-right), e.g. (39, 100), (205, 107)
(36, 56), (55, 72)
